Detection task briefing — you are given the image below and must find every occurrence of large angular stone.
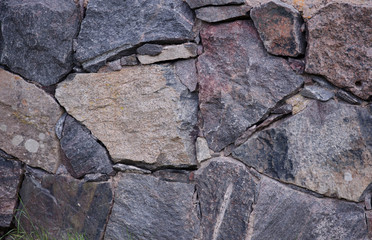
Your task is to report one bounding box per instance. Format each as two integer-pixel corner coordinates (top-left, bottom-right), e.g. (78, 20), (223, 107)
(0, 157), (23, 228)
(197, 20), (304, 152)
(56, 65), (198, 169)
(75, 0), (194, 71)
(250, 177), (368, 240)
(60, 115), (114, 178)
(195, 5), (251, 23)
(18, 170), (113, 240)
(195, 157), (258, 240)
(105, 173), (199, 240)
(0, 69), (63, 173)
(305, 3), (372, 100)
(185, 0), (246, 9)
(250, 0), (305, 57)
(233, 100), (372, 202)
(0, 0), (80, 86)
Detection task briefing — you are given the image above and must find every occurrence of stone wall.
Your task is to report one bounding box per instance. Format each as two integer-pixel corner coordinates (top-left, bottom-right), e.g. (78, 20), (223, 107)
(0, 0), (371, 239)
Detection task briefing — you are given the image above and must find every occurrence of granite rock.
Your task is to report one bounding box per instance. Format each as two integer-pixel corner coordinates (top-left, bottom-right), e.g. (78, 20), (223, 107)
(104, 173), (199, 240)
(75, 0), (194, 70)
(56, 64), (198, 169)
(185, 0), (246, 9)
(18, 171), (113, 240)
(250, 0), (305, 57)
(0, 69), (62, 173)
(137, 43), (198, 65)
(0, 0), (80, 86)
(250, 177), (368, 239)
(136, 44), (163, 56)
(197, 20), (304, 151)
(196, 137), (212, 163)
(195, 5), (251, 23)
(60, 115), (114, 178)
(233, 100), (372, 202)
(175, 59), (198, 92)
(120, 55), (138, 66)
(300, 85), (334, 102)
(195, 157), (258, 240)
(305, 3), (372, 100)
(0, 157), (23, 228)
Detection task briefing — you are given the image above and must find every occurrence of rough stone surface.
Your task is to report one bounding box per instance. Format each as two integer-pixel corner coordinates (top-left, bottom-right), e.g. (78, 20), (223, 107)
(196, 137), (212, 162)
(250, 177), (369, 240)
(0, 69), (62, 173)
(56, 65), (198, 169)
(137, 43), (198, 65)
(113, 164), (151, 174)
(175, 59), (198, 92)
(0, 157), (23, 228)
(285, 94), (310, 114)
(75, 0), (194, 70)
(0, 0), (80, 86)
(195, 5), (251, 23)
(305, 3), (372, 100)
(137, 44), (163, 56)
(300, 85), (334, 101)
(105, 173), (199, 240)
(60, 115), (114, 178)
(120, 55), (138, 66)
(18, 171), (113, 240)
(195, 157), (258, 240)
(336, 90), (362, 105)
(250, 0), (305, 57)
(185, 0), (246, 9)
(233, 100), (372, 202)
(198, 20), (304, 151)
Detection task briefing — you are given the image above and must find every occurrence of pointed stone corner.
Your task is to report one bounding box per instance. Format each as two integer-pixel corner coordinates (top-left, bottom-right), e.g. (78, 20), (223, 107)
(233, 100), (372, 202)
(194, 157), (259, 240)
(105, 172), (199, 239)
(197, 20), (303, 152)
(305, 3), (372, 100)
(250, 0), (305, 57)
(55, 64), (198, 169)
(0, 0), (80, 86)
(250, 177), (368, 239)
(75, 0), (194, 71)
(0, 69), (63, 173)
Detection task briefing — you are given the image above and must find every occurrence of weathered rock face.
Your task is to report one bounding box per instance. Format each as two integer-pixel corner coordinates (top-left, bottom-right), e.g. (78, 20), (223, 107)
(105, 173), (199, 240)
(18, 170), (113, 240)
(60, 115), (114, 178)
(56, 65), (198, 169)
(198, 20), (304, 152)
(305, 3), (372, 100)
(0, 157), (23, 228)
(175, 59), (198, 92)
(250, 177), (368, 239)
(233, 100), (372, 202)
(0, 69), (62, 173)
(75, 0), (194, 70)
(185, 0), (246, 9)
(250, 0), (305, 57)
(0, 0), (80, 86)
(195, 5), (251, 23)
(195, 158), (258, 240)
(300, 85), (334, 102)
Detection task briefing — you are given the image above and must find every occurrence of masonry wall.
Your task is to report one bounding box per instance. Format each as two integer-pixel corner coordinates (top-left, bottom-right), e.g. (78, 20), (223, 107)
(0, 0), (371, 239)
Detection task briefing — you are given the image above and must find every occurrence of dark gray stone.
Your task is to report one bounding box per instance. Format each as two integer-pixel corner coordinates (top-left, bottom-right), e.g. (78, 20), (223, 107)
(0, 0), (80, 86)
(250, 0), (305, 57)
(60, 115), (114, 178)
(83, 173), (110, 182)
(18, 172), (113, 240)
(120, 55), (138, 66)
(336, 89), (362, 105)
(195, 157), (259, 240)
(300, 85), (334, 102)
(137, 44), (163, 56)
(251, 177), (368, 240)
(175, 59), (198, 92)
(75, 0), (194, 71)
(198, 20), (304, 151)
(0, 157), (23, 228)
(185, 0), (245, 9)
(195, 5), (251, 23)
(55, 112), (67, 140)
(105, 173), (199, 240)
(233, 100), (372, 202)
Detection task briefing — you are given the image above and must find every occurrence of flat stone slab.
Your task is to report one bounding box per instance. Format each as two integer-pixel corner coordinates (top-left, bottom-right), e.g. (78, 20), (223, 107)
(233, 100), (372, 202)
(195, 5), (251, 23)
(197, 20), (303, 151)
(105, 173), (199, 240)
(250, 177), (368, 240)
(56, 64), (198, 169)
(0, 0), (80, 86)
(0, 69), (63, 173)
(185, 0), (246, 9)
(305, 3), (372, 100)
